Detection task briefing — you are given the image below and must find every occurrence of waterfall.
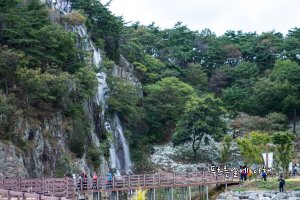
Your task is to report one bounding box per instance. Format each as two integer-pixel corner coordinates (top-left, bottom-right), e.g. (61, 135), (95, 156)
(50, 0), (132, 175)
(111, 115), (132, 174)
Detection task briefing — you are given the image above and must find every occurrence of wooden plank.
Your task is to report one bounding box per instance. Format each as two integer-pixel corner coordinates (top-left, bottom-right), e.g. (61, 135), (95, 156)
(0, 189), (8, 194)
(8, 191), (23, 196)
(24, 193), (40, 199)
(40, 196), (60, 200)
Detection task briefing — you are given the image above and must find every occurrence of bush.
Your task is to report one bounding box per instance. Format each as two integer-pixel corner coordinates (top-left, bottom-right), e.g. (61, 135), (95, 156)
(61, 11), (86, 25)
(87, 146), (101, 168)
(69, 113), (89, 158)
(16, 68), (73, 104)
(54, 154), (75, 178)
(0, 94), (15, 139)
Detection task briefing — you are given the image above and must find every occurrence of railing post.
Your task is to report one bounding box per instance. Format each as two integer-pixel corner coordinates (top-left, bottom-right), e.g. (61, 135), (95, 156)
(128, 175), (131, 188)
(52, 179), (55, 196)
(112, 176), (115, 189)
(18, 178), (21, 191)
(65, 177), (69, 198)
(96, 176), (99, 191)
(143, 174), (146, 186)
(42, 178), (45, 195)
(158, 173), (161, 186)
(173, 172), (175, 185)
(35, 179), (38, 193)
(7, 190), (11, 200)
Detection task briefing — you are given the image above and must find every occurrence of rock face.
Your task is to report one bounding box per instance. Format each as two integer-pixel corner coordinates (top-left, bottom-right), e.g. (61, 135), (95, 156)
(150, 141), (220, 172)
(217, 191), (300, 200)
(0, 113), (96, 178)
(150, 138), (243, 172)
(0, 142), (28, 178)
(112, 55), (140, 85)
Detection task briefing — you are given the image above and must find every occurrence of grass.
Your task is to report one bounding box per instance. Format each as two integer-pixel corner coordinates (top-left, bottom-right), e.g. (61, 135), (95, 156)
(231, 177), (300, 192)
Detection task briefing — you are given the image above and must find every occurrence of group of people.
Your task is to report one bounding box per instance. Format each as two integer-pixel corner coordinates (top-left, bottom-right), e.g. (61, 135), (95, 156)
(65, 170), (115, 190)
(260, 170), (286, 192)
(239, 165), (288, 192)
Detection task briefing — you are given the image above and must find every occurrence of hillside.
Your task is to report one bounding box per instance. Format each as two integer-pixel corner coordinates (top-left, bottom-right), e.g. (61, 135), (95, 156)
(0, 0), (300, 178)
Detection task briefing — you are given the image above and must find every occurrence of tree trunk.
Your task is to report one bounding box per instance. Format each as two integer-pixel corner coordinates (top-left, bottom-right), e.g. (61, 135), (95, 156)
(285, 165), (289, 179)
(293, 108), (297, 134)
(192, 134), (203, 161)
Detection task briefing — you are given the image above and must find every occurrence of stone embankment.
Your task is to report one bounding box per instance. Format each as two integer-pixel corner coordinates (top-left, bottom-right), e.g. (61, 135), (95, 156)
(217, 191), (300, 200)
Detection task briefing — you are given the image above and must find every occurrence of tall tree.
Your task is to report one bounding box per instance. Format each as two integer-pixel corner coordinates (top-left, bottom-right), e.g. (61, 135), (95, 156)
(144, 77), (196, 141)
(272, 131), (295, 178)
(173, 94), (227, 159)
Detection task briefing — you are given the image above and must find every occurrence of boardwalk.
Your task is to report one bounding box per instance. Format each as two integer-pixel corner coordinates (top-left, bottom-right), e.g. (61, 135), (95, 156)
(0, 171), (239, 200)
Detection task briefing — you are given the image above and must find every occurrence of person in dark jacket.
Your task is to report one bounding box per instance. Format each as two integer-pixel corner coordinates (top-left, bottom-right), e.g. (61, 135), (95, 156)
(262, 171), (267, 181)
(278, 173), (285, 192)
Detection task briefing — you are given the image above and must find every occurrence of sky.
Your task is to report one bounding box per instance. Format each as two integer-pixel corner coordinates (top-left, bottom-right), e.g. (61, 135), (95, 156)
(105, 0), (300, 36)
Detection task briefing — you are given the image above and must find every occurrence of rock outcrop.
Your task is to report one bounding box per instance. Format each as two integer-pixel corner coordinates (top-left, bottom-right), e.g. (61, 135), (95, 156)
(217, 191), (300, 200)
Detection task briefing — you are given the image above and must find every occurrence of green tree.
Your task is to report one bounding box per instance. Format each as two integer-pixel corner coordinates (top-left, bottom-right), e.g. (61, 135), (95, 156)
(269, 59), (300, 132)
(222, 85), (255, 116)
(145, 77), (196, 141)
(0, 94), (15, 138)
(254, 31), (284, 71)
(182, 63), (208, 92)
(173, 94), (227, 159)
(236, 131), (271, 166)
(272, 131), (295, 178)
(0, 0), (79, 72)
(225, 61), (259, 87)
(70, 0), (123, 62)
(253, 78), (294, 115)
(16, 68), (73, 104)
(107, 77), (140, 117)
(221, 135), (233, 164)
(75, 67), (97, 100)
(0, 46), (21, 93)
(270, 59), (300, 89)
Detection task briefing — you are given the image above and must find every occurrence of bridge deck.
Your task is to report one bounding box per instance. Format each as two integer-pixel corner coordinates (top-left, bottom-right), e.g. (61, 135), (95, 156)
(0, 171), (239, 199)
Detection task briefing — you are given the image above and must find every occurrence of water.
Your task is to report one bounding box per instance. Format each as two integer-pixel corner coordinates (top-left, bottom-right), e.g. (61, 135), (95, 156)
(47, 0), (71, 13)
(91, 37), (132, 175)
(109, 146), (121, 176)
(95, 72), (108, 114)
(93, 46), (101, 67)
(51, 0), (132, 175)
(112, 115), (132, 174)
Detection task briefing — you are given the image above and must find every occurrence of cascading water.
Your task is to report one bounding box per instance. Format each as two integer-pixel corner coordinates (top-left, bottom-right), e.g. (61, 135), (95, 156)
(111, 115), (132, 174)
(49, 0), (132, 175)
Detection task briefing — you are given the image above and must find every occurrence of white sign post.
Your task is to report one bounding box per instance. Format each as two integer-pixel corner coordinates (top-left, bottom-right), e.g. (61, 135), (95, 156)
(262, 152), (273, 169)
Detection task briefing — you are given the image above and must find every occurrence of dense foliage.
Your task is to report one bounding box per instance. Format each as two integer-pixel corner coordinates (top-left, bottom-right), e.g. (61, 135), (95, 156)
(0, 0), (97, 158)
(1, 0), (300, 170)
(118, 21), (300, 164)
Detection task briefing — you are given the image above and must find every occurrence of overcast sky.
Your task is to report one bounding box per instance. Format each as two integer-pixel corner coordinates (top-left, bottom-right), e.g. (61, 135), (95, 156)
(106, 0), (300, 36)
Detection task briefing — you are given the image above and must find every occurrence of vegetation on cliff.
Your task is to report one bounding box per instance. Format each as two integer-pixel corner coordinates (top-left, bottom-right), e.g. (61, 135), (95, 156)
(1, 0), (300, 174)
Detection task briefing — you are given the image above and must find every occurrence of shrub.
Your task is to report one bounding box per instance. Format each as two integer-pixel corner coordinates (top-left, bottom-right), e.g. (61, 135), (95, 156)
(87, 146), (101, 169)
(61, 11), (86, 25)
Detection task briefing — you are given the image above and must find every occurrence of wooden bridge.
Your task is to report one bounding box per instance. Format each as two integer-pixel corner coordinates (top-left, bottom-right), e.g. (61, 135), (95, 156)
(0, 171), (239, 200)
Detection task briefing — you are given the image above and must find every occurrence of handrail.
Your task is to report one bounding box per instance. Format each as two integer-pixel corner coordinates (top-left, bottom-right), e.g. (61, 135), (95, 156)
(0, 171), (239, 199)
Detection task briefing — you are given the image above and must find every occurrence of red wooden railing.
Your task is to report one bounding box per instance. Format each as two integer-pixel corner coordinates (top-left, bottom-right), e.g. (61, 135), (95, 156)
(0, 171), (239, 199)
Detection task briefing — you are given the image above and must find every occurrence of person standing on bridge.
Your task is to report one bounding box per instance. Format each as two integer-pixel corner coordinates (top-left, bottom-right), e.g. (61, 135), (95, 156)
(92, 171), (98, 189)
(106, 170), (113, 189)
